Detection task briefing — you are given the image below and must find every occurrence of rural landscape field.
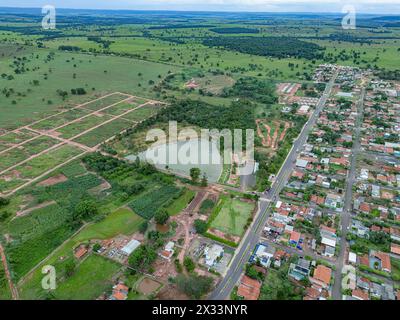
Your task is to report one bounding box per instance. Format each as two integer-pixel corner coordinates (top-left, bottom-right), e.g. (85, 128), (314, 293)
(0, 2), (400, 304)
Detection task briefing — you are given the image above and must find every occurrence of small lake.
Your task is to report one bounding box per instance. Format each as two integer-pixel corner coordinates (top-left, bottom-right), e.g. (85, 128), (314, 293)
(126, 138), (223, 183)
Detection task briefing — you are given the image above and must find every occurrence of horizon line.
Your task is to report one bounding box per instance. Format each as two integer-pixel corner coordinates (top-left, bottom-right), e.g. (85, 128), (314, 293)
(0, 6), (399, 15)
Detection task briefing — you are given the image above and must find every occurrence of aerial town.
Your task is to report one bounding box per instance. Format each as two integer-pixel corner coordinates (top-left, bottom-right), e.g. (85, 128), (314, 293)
(0, 5), (399, 303)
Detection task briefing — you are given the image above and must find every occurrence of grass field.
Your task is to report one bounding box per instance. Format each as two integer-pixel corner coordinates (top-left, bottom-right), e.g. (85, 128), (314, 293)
(0, 49), (180, 130)
(210, 195), (254, 237)
(53, 254), (121, 300)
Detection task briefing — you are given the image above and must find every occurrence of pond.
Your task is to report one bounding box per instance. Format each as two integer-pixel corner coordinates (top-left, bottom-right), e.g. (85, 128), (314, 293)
(126, 138), (223, 182)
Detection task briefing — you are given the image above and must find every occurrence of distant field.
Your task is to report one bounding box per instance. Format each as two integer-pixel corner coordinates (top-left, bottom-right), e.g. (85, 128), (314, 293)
(0, 49), (180, 130)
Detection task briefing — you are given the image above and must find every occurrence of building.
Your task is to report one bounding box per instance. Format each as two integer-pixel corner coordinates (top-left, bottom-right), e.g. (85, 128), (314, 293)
(109, 283), (129, 301)
(120, 239), (141, 256)
(288, 257), (311, 281)
(204, 244), (224, 269)
(249, 243), (276, 268)
(369, 250), (391, 273)
(159, 241), (175, 261)
(310, 265), (332, 289)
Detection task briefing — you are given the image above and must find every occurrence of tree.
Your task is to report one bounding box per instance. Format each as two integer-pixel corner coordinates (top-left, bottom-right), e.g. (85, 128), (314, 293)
(183, 257), (196, 273)
(200, 174), (208, 187)
(190, 168), (201, 183)
(0, 197), (10, 207)
(139, 221), (149, 234)
(73, 199), (98, 220)
(93, 243), (102, 252)
(194, 219), (208, 234)
(128, 245), (157, 272)
(175, 274), (213, 299)
(155, 210), (169, 225)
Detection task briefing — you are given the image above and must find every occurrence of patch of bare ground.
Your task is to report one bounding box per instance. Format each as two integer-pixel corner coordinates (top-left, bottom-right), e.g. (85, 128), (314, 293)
(156, 284), (189, 300)
(38, 173), (68, 186)
(15, 200), (56, 218)
(207, 228), (240, 244)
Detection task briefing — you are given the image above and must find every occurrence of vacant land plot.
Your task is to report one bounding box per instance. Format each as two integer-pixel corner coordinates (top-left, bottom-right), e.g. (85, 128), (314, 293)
(210, 196), (254, 237)
(0, 136), (59, 172)
(102, 100), (142, 116)
(54, 254), (121, 300)
(137, 277), (162, 295)
(73, 118), (132, 147)
(0, 130), (38, 151)
(81, 93), (129, 111)
(0, 144), (83, 194)
(56, 114), (113, 139)
(30, 108), (90, 131)
(121, 104), (163, 122)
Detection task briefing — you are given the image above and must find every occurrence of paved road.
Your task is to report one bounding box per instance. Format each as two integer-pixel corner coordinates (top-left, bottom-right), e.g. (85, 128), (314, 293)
(209, 73), (338, 300)
(331, 87), (366, 300)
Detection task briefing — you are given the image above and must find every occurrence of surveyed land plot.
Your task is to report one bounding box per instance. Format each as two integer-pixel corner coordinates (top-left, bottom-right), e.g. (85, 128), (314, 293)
(0, 93), (166, 196)
(0, 136), (59, 172)
(81, 93), (131, 111)
(0, 144), (84, 194)
(73, 118), (133, 147)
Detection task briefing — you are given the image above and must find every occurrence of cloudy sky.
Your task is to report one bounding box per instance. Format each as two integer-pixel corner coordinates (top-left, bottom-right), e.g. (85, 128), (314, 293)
(1, 0), (400, 13)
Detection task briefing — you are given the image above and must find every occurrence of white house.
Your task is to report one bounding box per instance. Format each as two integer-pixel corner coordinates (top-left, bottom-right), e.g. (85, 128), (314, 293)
(204, 244), (224, 269)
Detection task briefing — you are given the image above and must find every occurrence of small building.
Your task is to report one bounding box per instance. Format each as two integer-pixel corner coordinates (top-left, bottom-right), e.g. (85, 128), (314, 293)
(109, 283), (129, 301)
(249, 243), (276, 268)
(74, 245), (88, 260)
(204, 244), (224, 269)
(310, 265), (332, 289)
(288, 257), (311, 281)
(120, 239), (141, 256)
(159, 241), (175, 261)
(348, 252), (357, 265)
